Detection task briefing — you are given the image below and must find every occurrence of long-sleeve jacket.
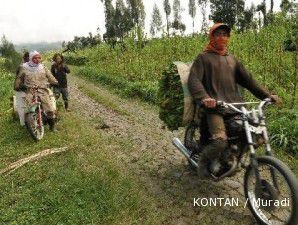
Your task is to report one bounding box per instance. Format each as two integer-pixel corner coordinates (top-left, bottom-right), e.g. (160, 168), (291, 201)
(14, 64), (58, 91)
(51, 64), (70, 88)
(188, 52), (270, 103)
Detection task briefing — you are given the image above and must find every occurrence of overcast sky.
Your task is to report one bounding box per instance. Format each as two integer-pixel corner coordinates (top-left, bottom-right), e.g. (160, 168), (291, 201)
(1, 0), (283, 44)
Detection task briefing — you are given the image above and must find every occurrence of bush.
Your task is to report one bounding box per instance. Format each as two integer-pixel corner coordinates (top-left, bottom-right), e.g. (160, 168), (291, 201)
(269, 107), (298, 155)
(64, 54), (89, 66)
(0, 58), (14, 109)
(0, 36), (22, 72)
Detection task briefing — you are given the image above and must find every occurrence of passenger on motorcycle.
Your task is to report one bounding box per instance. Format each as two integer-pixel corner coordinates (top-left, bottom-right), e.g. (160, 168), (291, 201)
(14, 52), (29, 126)
(188, 23), (282, 176)
(14, 51), (58, 131)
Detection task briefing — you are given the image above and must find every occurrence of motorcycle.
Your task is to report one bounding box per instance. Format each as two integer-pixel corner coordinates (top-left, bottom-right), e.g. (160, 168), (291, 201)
(24, 86), (47, 141)
(12, 85), (57, 140)
(172, 99), (298, 225)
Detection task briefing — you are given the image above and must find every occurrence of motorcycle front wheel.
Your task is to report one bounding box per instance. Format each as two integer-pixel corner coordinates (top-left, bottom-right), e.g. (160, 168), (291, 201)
(244, 156), (298, 225)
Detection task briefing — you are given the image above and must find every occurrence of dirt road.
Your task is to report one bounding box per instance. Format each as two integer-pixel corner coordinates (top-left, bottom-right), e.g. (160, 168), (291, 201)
(69, 74), (256, 225)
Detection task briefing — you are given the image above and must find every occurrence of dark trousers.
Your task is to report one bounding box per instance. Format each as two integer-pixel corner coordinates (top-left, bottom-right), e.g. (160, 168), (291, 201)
(53, 87), (69, 101)
(53, 87), (69, 109)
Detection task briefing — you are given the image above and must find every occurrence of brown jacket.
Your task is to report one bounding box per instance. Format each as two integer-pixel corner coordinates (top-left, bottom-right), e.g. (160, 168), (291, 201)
(14, 64), (58, 112)
(188, 52), (270, 103)
(14, 64), (57, 91)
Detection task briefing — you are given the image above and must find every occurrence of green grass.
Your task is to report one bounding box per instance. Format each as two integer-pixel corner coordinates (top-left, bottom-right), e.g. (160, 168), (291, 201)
(0, 65), (162, 225)
(72, 65), (158, 104)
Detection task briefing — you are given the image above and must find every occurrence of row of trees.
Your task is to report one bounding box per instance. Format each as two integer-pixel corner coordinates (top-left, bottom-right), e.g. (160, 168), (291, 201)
(150, 0), (297, 36)
(63, 0), (296, 51)
(99, 0), (297, 40)
(62, 31), (102, 52)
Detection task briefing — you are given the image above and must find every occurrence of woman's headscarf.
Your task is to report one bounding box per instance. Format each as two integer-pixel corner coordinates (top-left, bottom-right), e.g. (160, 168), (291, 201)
(204, 23), (231, 56)
(23, 50), (43, 72)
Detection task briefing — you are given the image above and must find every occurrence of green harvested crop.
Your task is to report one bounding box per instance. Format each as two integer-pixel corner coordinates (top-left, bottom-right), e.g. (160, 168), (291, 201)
(158, 63), (185, 131)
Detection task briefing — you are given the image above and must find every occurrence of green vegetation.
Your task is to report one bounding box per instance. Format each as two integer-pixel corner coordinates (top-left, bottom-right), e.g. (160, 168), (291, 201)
(62, 16), (297, 155)
(0, 36), (22, 72)
(0, 60), (161, 225)
(158, 62), (184, 131)
(0, 1), (297, 224)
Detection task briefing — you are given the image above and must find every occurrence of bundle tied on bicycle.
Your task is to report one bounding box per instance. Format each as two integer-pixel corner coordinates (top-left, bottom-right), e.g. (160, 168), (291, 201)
(158, 61), (196, 131)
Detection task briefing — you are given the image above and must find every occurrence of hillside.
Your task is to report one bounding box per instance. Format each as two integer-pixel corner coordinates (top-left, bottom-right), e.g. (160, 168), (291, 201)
(61, 19), (297, 155)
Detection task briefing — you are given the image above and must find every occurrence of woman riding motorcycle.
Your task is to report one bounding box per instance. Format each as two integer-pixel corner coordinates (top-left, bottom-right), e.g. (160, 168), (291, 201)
(14, 51), (58, 131)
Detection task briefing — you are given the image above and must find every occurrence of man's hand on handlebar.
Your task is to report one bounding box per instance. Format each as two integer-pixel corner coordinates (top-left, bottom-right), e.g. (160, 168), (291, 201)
(201, 97), (217, 108)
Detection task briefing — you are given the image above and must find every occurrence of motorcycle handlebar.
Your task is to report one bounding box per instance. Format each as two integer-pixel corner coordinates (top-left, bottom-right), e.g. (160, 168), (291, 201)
(196, 98), (273, 113)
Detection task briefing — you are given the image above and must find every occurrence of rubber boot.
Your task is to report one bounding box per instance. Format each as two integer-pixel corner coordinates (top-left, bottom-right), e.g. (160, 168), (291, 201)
(48, 118), (57, 132)
(64, 101), (70, 112)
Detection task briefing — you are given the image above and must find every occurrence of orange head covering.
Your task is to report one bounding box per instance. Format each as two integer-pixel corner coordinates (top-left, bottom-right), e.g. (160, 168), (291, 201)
(204, 23), (231, 56)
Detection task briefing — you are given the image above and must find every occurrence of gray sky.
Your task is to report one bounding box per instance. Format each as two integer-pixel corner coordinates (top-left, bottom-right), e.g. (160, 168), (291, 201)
(0, 0), (282, 44)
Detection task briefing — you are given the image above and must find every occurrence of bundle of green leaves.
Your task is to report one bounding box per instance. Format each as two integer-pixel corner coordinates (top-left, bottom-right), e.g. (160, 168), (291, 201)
(158, 62), (184, 131)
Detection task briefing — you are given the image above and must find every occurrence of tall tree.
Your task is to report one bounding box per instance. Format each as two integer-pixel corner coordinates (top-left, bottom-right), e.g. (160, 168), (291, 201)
(188, 0), (197, 35)
(238, 4), (256, 31)
(256, 0), (267, 26)
(101, 0), (116, 39)
(150, 4), (163, 37)
(163, 0), (171, 37)
(0, 35), (22, 71)
(172, 0), (186, 34)
(126, 0), (145, 28)
(280, 0), (296, 14)
(114, 0), (133, 41)
(210, 0), (245, 30)
(270, 0), (274, 13)
(126, 0), (145, 44)
(235, 0), (245, 30)
(267, 0), (274, 24)
(173, 0), (182, 22)
(198, 0), (208, 34)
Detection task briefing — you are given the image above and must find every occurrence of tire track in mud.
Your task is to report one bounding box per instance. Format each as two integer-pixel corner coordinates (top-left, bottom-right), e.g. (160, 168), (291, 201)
(69, 75), (256, 225)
